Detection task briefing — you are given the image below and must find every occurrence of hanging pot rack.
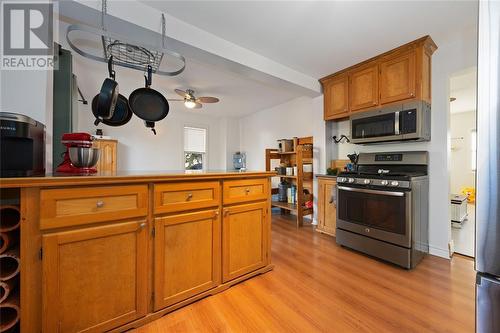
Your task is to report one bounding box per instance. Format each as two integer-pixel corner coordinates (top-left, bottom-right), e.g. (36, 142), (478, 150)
(66, 1), (185, 76)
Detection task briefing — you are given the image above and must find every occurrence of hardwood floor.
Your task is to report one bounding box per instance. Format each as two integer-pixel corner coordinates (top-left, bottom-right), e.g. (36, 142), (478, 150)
(133, 214), (475, 333)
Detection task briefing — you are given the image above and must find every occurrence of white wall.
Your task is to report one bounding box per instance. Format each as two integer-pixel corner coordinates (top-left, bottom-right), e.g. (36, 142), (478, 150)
(450, 111), (476, 194)
(239, 96), (326, 223)
(72, 54), (227, 171)
(328, 28), (478, 258)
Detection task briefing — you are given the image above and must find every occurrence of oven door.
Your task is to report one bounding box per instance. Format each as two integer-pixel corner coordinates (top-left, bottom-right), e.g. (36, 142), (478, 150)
(336, 185), (411, 248)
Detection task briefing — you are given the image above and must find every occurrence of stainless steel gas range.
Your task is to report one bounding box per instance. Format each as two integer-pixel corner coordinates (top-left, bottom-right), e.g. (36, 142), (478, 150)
(335, 151), (429, 269)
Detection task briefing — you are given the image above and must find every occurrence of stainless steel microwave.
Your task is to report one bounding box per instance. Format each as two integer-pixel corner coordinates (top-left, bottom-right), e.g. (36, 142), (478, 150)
(350, 101), (431, 144)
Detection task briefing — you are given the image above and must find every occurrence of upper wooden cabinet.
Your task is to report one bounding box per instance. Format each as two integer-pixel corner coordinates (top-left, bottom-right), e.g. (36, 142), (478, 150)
(379, 51), (416, 104)
(349, 62), (379, 112)
(320, 36), (436, 120)
(323, 74), (349, 120)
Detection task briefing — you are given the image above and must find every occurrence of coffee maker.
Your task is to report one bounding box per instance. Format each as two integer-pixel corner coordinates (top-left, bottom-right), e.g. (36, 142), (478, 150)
(0, 112), (45, 177)
(56, 133), (99, 174)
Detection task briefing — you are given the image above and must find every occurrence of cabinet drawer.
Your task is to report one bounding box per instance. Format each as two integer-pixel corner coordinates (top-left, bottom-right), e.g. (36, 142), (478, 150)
(40, 185), (148, 230)
(154, 181), (220, 214)
(223, 178), (269, 205)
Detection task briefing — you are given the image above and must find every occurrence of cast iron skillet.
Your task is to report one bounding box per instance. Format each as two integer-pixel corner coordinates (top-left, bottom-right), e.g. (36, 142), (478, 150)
(128, 65), (169, 135)
(95, 56), (119, 122)
(92, 94), (132, 127)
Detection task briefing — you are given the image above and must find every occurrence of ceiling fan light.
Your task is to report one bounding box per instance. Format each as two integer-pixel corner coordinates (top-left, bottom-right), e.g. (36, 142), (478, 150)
(184, 100), (196, 109)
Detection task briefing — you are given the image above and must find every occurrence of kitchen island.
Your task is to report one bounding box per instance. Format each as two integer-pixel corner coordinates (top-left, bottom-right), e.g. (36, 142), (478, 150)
(0, 170), (275, 332)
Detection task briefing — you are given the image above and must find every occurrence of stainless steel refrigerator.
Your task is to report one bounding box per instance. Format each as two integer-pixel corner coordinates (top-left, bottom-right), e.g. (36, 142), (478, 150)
(476, 1), (500, 332)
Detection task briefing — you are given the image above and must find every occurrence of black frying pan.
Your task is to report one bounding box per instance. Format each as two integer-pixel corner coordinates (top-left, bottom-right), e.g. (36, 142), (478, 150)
(128, 65), (169, 135)
(92, 94), (133, 127)
(95, 56), (119, 122)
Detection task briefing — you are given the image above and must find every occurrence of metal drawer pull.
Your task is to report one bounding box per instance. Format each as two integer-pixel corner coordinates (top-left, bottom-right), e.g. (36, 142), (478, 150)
(96, 200), (105, 208)
(139, 222), (147, 229)
(186, 193), (193, 200)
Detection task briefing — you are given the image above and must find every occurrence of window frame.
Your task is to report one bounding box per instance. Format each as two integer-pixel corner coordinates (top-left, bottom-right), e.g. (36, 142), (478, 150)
(183, 124), (209, 171)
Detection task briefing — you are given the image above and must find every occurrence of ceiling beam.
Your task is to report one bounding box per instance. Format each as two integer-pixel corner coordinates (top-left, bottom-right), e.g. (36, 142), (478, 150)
(60, 0), (321, 97)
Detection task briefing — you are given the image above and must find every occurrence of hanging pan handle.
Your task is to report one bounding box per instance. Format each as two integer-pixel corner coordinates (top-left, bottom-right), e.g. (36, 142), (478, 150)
(144, 65), (152, 88)
(108, 55), (115, 80)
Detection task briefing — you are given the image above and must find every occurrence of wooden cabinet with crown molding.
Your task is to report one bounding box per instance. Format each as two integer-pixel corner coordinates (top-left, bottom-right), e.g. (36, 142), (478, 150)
(349, 61), (379, 112)
(320, 36), (437, 121)
(323, 74), (349, 120)
(379, 50), (416, 104)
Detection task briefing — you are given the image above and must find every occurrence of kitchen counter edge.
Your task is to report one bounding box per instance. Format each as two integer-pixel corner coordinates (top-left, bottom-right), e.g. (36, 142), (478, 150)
(0, 170), (277, 188)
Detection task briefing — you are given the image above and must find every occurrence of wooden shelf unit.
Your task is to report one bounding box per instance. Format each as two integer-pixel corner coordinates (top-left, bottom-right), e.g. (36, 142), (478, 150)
(265, 136), (313, 227)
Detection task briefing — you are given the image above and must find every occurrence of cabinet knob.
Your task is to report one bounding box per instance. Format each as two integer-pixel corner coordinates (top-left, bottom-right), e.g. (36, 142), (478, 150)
(186, 193), (193, 200)
(245, 188), (250, 194)
(214, 211), (219, 218)
(96, 200), (104, 208)
(139, 222), (147, 229)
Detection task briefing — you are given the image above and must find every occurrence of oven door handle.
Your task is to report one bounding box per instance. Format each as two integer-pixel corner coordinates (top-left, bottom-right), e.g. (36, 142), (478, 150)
(337, 186), (405, 197)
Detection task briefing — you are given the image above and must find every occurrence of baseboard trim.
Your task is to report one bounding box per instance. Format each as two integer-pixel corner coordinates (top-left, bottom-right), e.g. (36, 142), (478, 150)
(429, 245), (450, 259)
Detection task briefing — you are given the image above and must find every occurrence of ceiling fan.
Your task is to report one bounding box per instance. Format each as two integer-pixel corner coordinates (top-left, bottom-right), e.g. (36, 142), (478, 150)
(170, 89), (220, 109)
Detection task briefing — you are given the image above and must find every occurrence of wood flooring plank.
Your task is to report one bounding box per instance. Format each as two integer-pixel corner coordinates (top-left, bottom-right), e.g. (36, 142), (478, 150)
(132, 214), (475, 333)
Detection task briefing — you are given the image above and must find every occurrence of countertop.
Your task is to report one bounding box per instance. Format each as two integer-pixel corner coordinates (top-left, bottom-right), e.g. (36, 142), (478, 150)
(0, 170), (276, 188)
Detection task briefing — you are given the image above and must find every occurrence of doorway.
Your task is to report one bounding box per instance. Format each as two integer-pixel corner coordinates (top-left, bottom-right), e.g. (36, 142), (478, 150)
(449, 67), (477, 258)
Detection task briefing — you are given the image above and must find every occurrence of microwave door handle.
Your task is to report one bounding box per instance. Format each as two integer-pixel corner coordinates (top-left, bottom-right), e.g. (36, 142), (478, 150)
(395, 111), (400, 135)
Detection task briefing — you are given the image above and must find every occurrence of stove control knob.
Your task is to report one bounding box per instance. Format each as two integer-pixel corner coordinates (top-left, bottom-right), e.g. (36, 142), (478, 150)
(380, 180), (389, 186)
(363, 179), (371, 185)
(338, 177), (346, 183)
(390, 181), (399, 187)
(348, 178), (355, 184)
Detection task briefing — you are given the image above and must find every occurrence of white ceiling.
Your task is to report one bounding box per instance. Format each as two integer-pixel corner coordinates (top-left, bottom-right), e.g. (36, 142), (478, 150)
(450, 68), (477, 114)
(140, 0), (478, 78)
(59, 17), (300, 118)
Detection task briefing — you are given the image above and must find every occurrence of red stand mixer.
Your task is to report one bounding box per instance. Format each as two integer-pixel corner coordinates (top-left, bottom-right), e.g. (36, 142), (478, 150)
(56, 133), (100, 174)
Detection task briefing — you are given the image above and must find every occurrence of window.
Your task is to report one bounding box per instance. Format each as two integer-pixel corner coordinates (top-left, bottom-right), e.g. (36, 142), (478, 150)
(184, 126), (207, 170)
(471, 130), (477, 171)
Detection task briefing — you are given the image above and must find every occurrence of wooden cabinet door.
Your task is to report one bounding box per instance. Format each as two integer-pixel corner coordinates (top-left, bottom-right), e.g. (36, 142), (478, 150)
(222, 202), (267, 283)
(95, 140), (117, 173)
(379, 51), (416, 104)
(317, 179), (337, 236)
(349, 62), (379, 111)
(154, 209), (221, 310)
(42, 220), (148, 333)
(323, 74), (349, 120)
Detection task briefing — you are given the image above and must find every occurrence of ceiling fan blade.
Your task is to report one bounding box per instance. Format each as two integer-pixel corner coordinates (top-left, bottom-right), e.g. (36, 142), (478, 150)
(167, 99), (184, 101)
(194, 102), (203, 109)
(175, 89), (187, 97)
(197, 96), (219, 103)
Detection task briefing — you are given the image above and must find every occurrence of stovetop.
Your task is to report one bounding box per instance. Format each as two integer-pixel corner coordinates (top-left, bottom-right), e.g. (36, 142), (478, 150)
(338, 171), (427, 181)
